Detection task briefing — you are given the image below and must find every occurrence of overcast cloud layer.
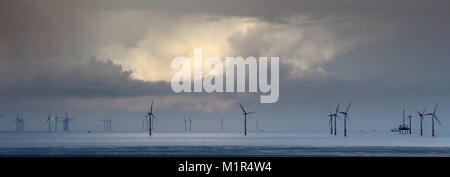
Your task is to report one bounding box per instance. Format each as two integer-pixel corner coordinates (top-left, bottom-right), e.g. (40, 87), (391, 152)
(0, 0), (449, 132)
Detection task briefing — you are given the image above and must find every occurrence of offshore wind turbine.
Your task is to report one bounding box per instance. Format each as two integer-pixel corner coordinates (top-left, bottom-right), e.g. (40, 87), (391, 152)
(425, 102), (441, 137)
(329, 103), (340, 135)
(338, 102), (352, 137)
(62, 112), (73, 132)
(21, 115), (24, 131)
(334, 103), (340, 135)
(417, 107), (427, 136)
(239, 104), (255, 136)
(189, 116), (192, 132)
(326, 111), (334, 134)
(14, 114), (19, 131)
(100, 119), (111, 131)
(54, 116), (59, 132)
(146, 100), (156, 136)
(184, 116), (187, 132)
(101, 119), (107, 131)
(106, 119), (112, 131)
(47, 111), (52, 132)
(14, 114), (24, 132)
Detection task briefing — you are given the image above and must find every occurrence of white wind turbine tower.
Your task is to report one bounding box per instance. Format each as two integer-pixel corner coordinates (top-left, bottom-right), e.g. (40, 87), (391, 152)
(417, 107), (427, 136)
(239, 104), (255, 136)
(189, 116), (192, 132)
(184, 116), (187, 132)
(146, 100), (156, 136)
(326, 103), (340, 135)
(62, 112), (74, 132)
(338, 102), (352, 137)
(108, 119), (112, 131)
(101, 119), (107, 131)
(54, 116), (59, 132)
(47, 110), (53, 132)
(425, 102), (441, 137)
(14, 114), (24, 132)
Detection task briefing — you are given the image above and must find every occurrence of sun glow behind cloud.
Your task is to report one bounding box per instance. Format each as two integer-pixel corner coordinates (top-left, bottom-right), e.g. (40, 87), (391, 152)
(97, 15), (259, 82)
(96, 12), (370, 84)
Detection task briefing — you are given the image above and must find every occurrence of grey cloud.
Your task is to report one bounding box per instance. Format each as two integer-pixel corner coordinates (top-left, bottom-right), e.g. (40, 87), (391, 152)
(0, 56), (171, 98)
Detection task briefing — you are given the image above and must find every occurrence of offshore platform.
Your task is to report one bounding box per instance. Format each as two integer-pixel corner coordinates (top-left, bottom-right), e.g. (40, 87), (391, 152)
(391, 109), (412, 134)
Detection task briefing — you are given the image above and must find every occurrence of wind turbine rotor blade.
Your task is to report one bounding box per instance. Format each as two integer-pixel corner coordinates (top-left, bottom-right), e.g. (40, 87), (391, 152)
(422, 107), (427, 114)
(327, 110), (333, 117)
(239, 104), (246, 113)
(335, 103), (340, 114)
(346, 102), (352, 112)
(246, 112), (255, 115)
(433, 102), (439, 114)
(150, 100), (154, 113)
(434, 115), (442, 126)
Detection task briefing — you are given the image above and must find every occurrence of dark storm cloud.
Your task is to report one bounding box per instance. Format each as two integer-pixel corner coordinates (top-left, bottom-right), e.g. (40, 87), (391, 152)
(0, 0), (172, 98)
(0, 57), (171, 98)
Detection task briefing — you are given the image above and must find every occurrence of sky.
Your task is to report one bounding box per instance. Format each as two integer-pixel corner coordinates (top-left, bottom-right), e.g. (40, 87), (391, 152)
(0, 0), (449, 132)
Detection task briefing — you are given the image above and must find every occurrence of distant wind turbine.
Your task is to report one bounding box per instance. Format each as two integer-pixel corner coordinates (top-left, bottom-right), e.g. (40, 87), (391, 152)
(326, 111), (334, 134)
(184, 116), (187, 132)
(47, 111), (52, 132)
(62, 112), (74, 132)
(338, 102), (352, 137)
(417, 107), (427, 136)
(54, 116), (59, 132)
(189, 116), (192, 132)
(108, 119), (112, 131)
(239, 104), (255, 136)
(425, 102), (441, 137)
(146, 100), (156, 136)
(14, 114), (24, 132)
(327, 103), (340, 135)
(101, 119), (107, 131)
